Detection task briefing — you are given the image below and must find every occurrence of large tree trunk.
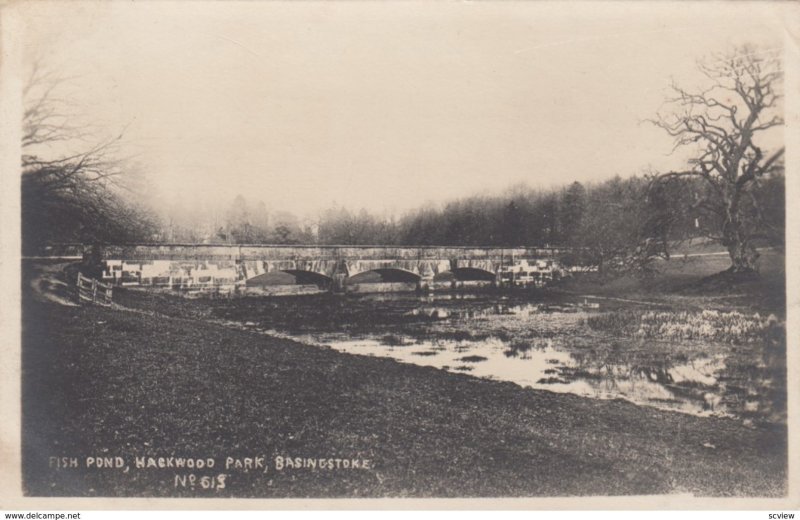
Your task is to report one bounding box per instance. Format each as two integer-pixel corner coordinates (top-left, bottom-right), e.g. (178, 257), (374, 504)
(723, 218), (759, 272)
(726, 239), (759, 272)
(720, 187), (759, 272)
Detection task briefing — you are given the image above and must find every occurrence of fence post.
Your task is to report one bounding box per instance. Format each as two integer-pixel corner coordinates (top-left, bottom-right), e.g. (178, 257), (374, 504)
(76, 272), (112, 306)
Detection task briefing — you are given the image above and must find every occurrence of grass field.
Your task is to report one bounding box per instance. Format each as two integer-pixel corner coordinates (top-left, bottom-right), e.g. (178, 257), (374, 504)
(20, 258), (788, 498)
(555, 249), (786, 315)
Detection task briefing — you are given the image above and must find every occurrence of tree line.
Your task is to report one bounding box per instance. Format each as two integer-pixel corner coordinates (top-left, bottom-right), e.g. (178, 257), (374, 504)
(314, 174), (783, 273)
(21, 45), (784, 275)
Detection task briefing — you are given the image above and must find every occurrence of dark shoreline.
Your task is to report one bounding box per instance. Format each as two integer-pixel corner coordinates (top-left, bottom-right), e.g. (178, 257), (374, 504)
(21, 290), (787, 498)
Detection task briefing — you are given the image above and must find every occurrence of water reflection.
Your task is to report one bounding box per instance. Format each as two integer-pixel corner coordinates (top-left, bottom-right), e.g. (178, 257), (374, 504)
(262, 297), (784, 425)
(314, 332), (735, 419)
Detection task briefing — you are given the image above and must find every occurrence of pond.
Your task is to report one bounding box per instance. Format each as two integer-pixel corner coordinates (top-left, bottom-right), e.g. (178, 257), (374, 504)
(209, 291), (785, 425)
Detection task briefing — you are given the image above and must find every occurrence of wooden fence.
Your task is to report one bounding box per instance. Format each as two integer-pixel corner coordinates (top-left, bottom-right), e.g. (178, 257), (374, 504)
(76, 272), (113, 306)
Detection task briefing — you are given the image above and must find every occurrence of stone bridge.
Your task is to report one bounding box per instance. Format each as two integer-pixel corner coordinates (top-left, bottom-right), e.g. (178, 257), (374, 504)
(89, 244), (568, 290)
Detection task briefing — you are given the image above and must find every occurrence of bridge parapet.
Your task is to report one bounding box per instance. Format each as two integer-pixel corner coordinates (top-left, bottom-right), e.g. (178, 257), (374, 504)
(37, 243), (569, 261)
(94, 244), (566, 262)
(102, 244), (239, 261)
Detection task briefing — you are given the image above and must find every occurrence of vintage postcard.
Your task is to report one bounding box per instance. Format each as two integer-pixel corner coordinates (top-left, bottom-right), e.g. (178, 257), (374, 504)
(0, 0), (798, 511)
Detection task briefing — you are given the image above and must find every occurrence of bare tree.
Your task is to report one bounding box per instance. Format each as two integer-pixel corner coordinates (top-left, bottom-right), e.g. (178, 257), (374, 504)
(651, 45), (784, 272)
(21, 61), (155, 253)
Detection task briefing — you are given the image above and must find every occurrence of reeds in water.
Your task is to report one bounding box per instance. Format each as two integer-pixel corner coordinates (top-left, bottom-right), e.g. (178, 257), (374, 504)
(585, 309), (782, 344)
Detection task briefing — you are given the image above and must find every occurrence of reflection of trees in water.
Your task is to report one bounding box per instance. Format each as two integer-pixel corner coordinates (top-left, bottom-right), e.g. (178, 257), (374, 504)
(562, 337), (785, 424)
(250, 292), (786, 423)
(566, 348), (709, 404)
(503, 338), (553, 359)
(503, 342), (530, 358)
(630, 364), (674, 385)
(715, 330), (786, 424)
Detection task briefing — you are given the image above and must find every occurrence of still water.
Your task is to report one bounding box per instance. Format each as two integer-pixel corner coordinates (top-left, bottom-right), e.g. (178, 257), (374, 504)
(218, 292), (784, 424)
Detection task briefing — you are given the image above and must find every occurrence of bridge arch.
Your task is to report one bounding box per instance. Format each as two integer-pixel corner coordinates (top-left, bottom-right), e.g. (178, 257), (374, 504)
(280, 269), (333, 287)
(245, 269), (332, 288)
(450, 267), (496, 282)
(350, 268), (422, 284)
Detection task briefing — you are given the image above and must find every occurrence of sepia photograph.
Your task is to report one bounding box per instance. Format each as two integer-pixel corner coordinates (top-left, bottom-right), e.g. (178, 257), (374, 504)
(0, 0), (798, 511)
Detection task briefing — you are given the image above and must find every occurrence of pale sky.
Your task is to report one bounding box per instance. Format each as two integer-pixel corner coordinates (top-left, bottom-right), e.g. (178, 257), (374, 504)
(18, 1), (786, 217)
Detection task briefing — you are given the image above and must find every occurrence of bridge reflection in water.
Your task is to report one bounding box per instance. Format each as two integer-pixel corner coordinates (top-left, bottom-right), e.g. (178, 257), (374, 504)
(82, 244), (576, 294)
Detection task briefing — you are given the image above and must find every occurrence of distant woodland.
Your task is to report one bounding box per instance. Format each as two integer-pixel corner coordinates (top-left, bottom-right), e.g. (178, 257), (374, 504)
(22, 46), (784, 274)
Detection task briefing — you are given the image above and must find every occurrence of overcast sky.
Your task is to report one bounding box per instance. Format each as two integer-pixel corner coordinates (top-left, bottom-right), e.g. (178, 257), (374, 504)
(19, 1), (785, 217)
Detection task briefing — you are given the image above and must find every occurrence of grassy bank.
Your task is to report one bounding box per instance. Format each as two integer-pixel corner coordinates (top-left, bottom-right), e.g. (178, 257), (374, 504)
(22, 291), (787, 498)
(554, 250), (786, 315)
